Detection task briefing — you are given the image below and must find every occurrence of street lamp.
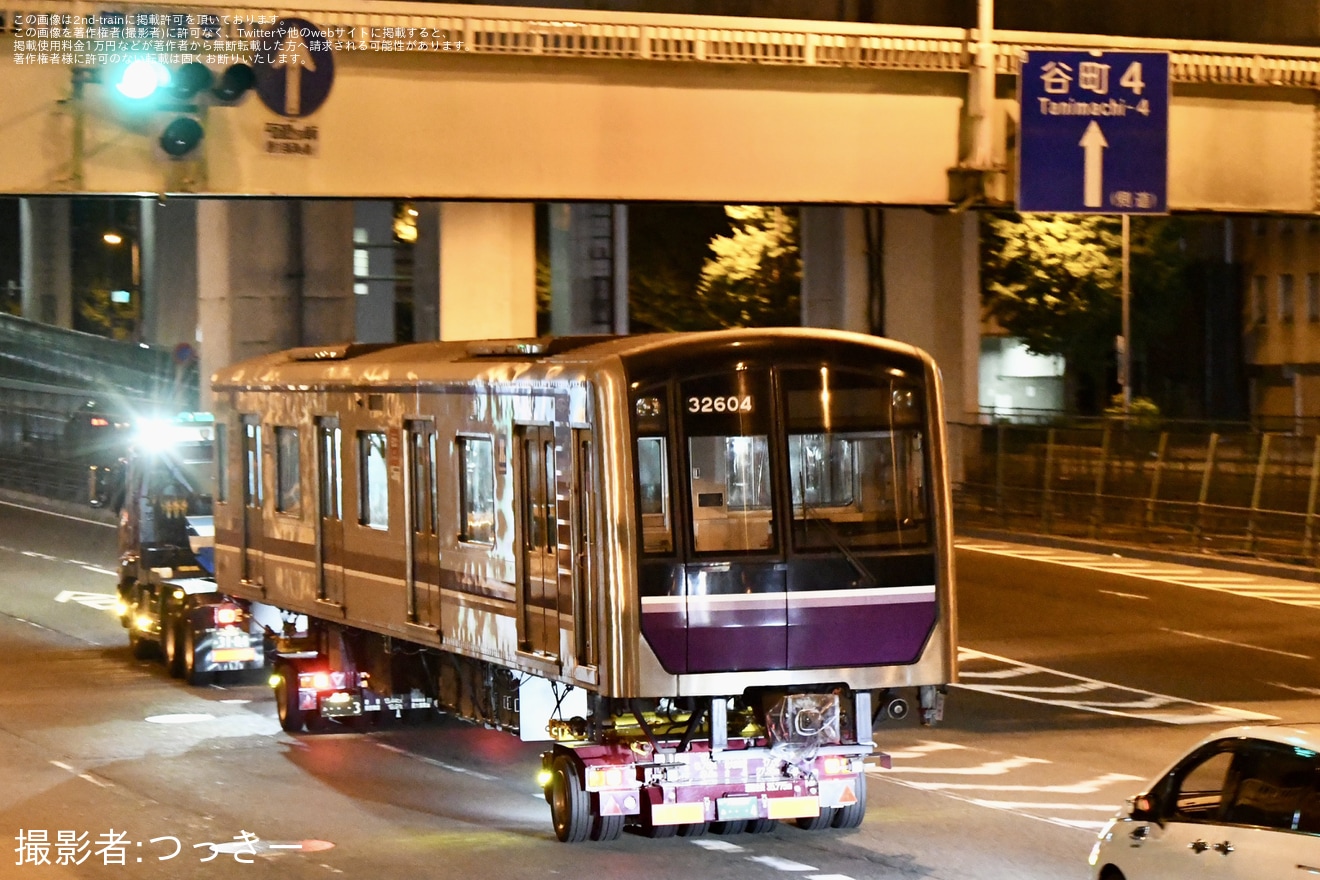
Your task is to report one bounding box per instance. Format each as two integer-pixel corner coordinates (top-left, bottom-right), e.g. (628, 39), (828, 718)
(102, 230), (140, 318)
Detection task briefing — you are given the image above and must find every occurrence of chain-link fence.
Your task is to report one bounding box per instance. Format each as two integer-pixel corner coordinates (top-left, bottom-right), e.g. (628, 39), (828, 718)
(953, 421), (1320, 565)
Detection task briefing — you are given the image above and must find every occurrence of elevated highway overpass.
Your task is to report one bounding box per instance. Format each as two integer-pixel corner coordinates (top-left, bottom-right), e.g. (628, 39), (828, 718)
(3, 2), (1317, 420)
(4, 1), (1319, 210)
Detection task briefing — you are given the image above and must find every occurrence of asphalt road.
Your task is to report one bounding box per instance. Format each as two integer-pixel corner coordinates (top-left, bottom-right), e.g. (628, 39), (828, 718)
(2, 499), (1318, 879)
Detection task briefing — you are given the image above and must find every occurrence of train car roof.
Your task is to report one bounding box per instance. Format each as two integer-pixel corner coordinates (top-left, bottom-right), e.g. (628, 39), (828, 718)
(210, 328), (932, 390)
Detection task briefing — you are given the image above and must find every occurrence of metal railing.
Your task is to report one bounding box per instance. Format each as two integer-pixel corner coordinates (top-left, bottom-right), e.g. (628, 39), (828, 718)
(5, 1), (1320, 87)
(952, 422), (1320, 566)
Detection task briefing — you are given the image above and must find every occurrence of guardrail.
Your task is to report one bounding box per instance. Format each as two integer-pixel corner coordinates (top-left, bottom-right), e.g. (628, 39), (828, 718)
(952, 422), (1320, 566)
(5, 1), (1320, 87)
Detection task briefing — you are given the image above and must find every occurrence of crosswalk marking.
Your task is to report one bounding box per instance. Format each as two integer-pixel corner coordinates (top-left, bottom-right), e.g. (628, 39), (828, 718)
(958, 538), (1320, 610)
(957, 648), (1276, 724)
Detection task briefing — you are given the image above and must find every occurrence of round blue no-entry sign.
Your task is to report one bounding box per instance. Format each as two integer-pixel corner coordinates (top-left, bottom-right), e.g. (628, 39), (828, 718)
(253, 17), (335, 118)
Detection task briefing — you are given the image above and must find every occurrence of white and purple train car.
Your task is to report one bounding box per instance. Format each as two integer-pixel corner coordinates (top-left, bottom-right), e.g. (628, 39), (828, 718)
(209, 328), (957, 842)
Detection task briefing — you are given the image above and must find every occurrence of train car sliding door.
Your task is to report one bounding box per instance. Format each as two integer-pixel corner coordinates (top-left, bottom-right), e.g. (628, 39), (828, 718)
(314, 418), (345, 606)
(571, 430), (599, 673)
(240, 415), (264, 585)
(516, 424), (558, 658)
(405, 421), (440, 628)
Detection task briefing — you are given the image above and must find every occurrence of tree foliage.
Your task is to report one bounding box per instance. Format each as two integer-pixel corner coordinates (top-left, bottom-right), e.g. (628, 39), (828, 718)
(981, 212), (1188, 406)
(630, 205), (801, 331)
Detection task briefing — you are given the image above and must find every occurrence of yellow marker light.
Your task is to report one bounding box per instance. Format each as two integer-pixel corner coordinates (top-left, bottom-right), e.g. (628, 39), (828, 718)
(822, 757), (849, 776)
(312, 672), (332, 691)
(134, 614), (152, 631)
(536, 770), (553, 788)
(268, 674), (282, 689)
(585, 766), (626, 790)
(113, 601), (128, 617)
(215, 607), (239, 625)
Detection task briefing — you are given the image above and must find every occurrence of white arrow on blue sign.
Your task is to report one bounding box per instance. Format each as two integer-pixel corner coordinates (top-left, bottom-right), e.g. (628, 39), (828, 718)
(1017, 50), (1169, 214)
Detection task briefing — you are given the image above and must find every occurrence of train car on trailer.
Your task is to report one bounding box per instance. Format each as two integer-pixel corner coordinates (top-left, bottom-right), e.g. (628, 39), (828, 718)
(209, 328), (957, 842)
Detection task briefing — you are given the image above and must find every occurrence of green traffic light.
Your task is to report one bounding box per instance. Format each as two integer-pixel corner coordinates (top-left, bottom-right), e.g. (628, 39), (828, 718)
(115, 59), (170, 100)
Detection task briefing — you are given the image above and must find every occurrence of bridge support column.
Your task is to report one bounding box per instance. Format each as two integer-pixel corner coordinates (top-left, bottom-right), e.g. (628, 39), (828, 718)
(196, 199), (354, 408)
(882, 208), (980, 424)
(550, 203), (629, 336)
(139, 197), (197, 350)
(436, 202), (536, 341)
(353, 201), (396, 344)
(19, 197), (72, 328)
(801, 206), (980, 424)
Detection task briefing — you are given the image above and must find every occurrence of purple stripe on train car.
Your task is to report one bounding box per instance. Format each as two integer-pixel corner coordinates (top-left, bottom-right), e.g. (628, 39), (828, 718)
(640, 596), (688, 674)
(684, 594), (787, 673)
(787, 586), (937, 668)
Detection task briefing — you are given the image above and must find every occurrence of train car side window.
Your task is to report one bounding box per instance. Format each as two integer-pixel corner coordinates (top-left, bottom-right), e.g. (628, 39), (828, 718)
(243, 419), (262, 506)
(275, 427), (301, 514)
(318, 422), (342, 519)
(633, 388), (673, 555)
(458, 436), (495, 545)
(215, 423), (227, 503)
(358, 430), (390, 529)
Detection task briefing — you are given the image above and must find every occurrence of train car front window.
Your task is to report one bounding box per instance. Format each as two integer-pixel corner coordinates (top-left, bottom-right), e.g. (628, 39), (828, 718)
(682, 370), (777, 554)
(782, 368), (929, 550)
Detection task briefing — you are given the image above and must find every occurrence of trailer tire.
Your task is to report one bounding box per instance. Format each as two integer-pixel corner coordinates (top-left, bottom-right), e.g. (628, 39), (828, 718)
(549, 755), (590, 843)
(710, 820), (746, 835)
(830, 772), (867, 829)
(795, 808), (836, 831)
(128, 624), (154, 660)
(589, 813), (624, 842)
(274, 664), (305, 733)
(745, 818), (777, 834)
(183, 626), (211, 687)
(163, 619), (184, 678)
(676, 821), (709, 838)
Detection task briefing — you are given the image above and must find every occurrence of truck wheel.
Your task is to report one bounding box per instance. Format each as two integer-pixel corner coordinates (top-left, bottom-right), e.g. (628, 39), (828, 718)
(795, 808), (836, 831)
(549, 755), (590, 843)
(830, 772), (867, 829)
(128, 624), (154, 660)
(274, 664), (305, 733)
(163, 619), (184, 678)
(183, 626), (211, 687)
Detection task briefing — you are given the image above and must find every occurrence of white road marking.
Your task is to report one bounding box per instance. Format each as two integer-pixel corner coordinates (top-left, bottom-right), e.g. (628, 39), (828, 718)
(54, 590), (120, 611)
(957, 648), (1276, 724)
(885, 741), (968, 759)
(747, 855), (818, 872)
(373, 742), (497, 781)
(77, 773), (112, 788)
(899, 772), (1142, 794)
(49, 761), (75, 772)
(0, 498), (115, 527)
(883, 756), (1049, 776)
(691, 840), (744, 852)
(1265, 681), (1320, 696)
(1098, 589), (1149, 600)
(1159, 627), (1313, 660)
(959, 539), (1320, 611)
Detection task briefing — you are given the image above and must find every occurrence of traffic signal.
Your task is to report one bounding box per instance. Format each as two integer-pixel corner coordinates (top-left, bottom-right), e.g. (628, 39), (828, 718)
(106, 59), (256, 158)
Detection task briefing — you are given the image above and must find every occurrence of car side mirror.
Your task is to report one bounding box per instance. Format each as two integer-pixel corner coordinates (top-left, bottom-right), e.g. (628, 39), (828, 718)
(1129, 793), (1161, 825)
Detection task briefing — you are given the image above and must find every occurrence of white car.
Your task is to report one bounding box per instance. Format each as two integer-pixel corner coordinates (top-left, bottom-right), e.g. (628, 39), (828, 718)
(1090, 724), (1320, 879)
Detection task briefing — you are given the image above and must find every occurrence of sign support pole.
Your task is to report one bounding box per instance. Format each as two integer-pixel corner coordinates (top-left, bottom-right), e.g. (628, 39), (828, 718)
(1120, 213), (1132, 414)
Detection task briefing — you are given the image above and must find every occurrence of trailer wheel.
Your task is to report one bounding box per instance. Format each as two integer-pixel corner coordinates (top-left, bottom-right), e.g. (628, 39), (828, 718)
(128, 624), (155, 660)
(711, 820), (746, 835)
(830, 772), (867, 829)
(589, 813), (624, 842)
(549, 755), (590, 843)
(274, 664), (305, 733)
(183, 626), (211, 687)
(795, 807), (836, 831)
(676, 821), (709, 838)
(163, 619), (184, 678)
(745, 818), (777, 834)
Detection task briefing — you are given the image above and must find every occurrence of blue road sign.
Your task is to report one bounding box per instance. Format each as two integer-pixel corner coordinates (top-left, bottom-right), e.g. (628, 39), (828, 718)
(1018, 50), (1169, 214)
(253, 17), (335, 119)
